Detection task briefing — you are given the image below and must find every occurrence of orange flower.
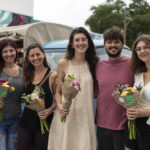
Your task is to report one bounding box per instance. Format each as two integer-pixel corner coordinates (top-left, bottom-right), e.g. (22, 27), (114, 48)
(37, 99), (43, 105)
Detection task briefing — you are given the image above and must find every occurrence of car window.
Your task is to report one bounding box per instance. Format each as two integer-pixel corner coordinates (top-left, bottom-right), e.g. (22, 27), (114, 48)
(96, 47), (131, 60)
(46, 51), (65, 70)
(45, 47), (131, 71)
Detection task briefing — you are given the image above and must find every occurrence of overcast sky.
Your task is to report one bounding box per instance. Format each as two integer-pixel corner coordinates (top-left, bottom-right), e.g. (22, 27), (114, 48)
(34, 0), (131, 30)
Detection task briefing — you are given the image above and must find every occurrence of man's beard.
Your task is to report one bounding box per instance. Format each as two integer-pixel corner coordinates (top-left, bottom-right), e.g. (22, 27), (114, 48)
(106, 47), (122, 58)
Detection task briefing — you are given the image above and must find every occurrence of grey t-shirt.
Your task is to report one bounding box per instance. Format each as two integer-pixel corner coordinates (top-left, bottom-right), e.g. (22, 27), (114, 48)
(0, 67), (24, 119)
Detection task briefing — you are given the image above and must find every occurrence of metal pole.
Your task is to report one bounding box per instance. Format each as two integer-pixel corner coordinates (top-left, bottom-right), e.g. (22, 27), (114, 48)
(124, 8), (127, 45)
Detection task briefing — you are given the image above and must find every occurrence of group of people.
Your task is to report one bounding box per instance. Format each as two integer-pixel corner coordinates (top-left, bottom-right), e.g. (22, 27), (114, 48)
(0, 26), (150, 150)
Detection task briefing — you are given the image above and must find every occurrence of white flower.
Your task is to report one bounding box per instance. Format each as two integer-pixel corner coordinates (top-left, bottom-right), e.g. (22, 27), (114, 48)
(30, 93), (39, 100)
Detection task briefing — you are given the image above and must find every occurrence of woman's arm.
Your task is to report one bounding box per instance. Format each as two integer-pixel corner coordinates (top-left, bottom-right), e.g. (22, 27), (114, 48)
(47, 70), (57, 113)
(55, 59), (69, 118)
(127, 107), (150, 120)
(37, 71), (57, 120)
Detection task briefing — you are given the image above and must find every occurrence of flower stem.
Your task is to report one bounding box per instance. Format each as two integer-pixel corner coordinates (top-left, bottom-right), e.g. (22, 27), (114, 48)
(43, 120), (49, 132)
(40, 119), (44, 134)
(40, 119), (49, 134)
(128, 120), (139, 140)
(61, 117), (66, 123)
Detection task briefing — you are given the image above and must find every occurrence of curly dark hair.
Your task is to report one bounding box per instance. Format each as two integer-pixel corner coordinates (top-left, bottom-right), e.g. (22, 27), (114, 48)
(0, 38), (17, 74)
(130, 34), (150, 74)
(23, 43), (50, 87)
(66, 27), (99, 85)
(103, 26), (124, 44)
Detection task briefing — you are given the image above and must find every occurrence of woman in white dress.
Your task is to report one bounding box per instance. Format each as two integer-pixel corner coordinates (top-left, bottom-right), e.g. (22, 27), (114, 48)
(125, 34), (150, 150)
(48, 27), (99, 150)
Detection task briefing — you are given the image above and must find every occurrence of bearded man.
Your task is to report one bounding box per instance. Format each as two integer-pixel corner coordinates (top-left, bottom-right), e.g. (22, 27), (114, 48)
(96, 26), (134, 150)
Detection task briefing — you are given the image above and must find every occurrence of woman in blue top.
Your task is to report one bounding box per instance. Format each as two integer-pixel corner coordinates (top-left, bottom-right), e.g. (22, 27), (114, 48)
(0, 39), (24, 150)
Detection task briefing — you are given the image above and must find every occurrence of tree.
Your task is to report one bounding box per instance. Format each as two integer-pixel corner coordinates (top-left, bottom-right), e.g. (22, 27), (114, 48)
(85, 0), (150, 47)
(86, 0), (126, 33)
(126, 0), (150, 47)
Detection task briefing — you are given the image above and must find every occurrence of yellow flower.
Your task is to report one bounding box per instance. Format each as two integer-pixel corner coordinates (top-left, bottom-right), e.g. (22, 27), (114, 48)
(121, 91), (128, 96)
(2, 81), (9, 86)
(64, 78), (69, 81)
(30, 93), (35, 98)
(37, 99), (43, 105)
(10, 86), (15, 92)
(127, 87), (133, 91)
(70, 75), (75, 79)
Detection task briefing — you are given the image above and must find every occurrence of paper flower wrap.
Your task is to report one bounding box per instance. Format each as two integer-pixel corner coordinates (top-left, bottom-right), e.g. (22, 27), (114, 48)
(61, 75), (80, 122)
(112, 83), (142, 140)
(0, 80), (15, 122)
(21, 86), (49, 134)
(25, 87), (45, 112)
(113, 92), (140, 109)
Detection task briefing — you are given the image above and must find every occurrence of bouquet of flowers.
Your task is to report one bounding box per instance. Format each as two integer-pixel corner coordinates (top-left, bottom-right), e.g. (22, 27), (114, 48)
(112, 83), (142, 140)
(21, 86), (49, 134)
(61, 75), (80, 122)
(0, 80), (15, 121)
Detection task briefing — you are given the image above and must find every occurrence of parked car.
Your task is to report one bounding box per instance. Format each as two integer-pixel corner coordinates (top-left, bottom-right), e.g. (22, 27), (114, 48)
(43, 39), (131, 71)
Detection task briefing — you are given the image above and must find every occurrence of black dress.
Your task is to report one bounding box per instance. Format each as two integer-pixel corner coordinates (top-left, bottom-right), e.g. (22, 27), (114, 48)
(19, 69), (53, 132)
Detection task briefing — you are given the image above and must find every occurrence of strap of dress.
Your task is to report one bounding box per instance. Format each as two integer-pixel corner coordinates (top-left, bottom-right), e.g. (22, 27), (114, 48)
(39, 71), (51, 87)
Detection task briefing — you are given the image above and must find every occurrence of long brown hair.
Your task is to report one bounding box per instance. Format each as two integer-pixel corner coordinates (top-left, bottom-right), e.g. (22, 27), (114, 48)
(130, 34), (150, 75)
(66, 27), (99, 85)
(23, 43), (50, 87)
(0, 39), (17, 74)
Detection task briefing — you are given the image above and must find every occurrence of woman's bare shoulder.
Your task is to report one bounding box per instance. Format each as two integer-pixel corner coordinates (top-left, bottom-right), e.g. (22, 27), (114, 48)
(58, 58), (69, 68)
(50, 70), (57, 79)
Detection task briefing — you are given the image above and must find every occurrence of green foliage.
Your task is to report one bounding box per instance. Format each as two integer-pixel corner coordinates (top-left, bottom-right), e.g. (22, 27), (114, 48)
(86, 0), (150, 48)
(86, 0), (125, 33)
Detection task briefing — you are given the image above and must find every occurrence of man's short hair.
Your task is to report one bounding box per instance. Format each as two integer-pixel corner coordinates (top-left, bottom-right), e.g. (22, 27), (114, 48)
(103, 26), (124, 44)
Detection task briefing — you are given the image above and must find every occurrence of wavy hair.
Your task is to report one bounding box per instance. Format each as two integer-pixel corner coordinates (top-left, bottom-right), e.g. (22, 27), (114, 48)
(23, 43), (50, 87)
(66, 27), (99, 85)
(103, 26), (124, 44)
(0, 38), (17, 74)
(130, 34), (150, 75)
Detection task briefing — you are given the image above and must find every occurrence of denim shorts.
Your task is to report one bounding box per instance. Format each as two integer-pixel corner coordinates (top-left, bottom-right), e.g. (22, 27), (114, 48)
(0, 116), (20, 150)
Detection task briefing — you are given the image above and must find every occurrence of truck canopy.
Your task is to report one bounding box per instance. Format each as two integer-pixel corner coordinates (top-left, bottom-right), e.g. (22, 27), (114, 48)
(0, 22), (73, 48)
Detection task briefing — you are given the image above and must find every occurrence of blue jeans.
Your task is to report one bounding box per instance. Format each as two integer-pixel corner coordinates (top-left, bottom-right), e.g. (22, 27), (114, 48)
(0, 116), (20, 150)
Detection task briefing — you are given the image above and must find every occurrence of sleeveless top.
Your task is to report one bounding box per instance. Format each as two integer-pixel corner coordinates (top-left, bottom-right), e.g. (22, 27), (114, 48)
(19, 68), (54, 131)
(0, 67), (24, 120)
(48, 61), (97, 150)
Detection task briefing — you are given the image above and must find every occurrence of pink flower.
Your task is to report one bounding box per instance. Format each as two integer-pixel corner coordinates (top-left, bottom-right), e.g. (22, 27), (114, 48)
(132, 89), (138, 93)
(73, 81), (80, 90)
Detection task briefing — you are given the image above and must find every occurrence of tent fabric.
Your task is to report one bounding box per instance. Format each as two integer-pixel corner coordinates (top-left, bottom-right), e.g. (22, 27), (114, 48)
(0, 22), (73, 48)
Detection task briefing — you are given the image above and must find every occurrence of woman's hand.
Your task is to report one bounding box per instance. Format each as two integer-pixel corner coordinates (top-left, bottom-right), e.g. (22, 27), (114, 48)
(57, 103), (69, 118)
(38, 108), (52, 120)
(126, 107), (150, 120)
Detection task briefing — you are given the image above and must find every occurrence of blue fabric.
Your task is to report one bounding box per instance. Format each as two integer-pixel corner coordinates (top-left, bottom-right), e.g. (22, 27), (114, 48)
(0, 117), (20, 150)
